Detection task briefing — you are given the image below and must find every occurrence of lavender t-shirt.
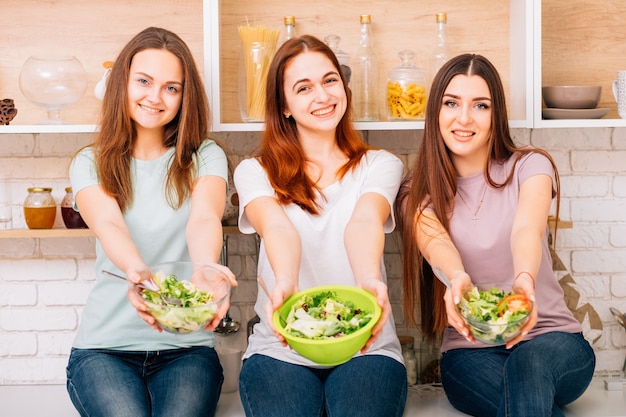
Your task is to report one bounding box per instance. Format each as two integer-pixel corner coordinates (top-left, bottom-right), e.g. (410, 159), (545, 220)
(441, 152), (582, 352)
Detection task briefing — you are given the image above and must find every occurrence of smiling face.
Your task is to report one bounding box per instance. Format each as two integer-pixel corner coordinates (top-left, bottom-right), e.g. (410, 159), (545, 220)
(439, 74), (493, 175)
(127, 48), (184, 132)
(282, 51), (347, 137)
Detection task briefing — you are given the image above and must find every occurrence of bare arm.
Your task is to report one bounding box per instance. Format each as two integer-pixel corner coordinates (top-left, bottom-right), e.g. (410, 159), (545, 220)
(415, 208), (474, 341)
(75, 185), (147, 276)
(75, 185), (162, 330)
(344, 192), (392, 351)
(186, 175), (237, 329)
(186, 175), (227, 264)
(245, 195), (301, 342)
(505, 173), (552, 346)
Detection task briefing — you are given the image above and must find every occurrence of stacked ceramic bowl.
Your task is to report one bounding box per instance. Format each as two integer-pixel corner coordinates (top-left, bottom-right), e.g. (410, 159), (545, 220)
(542, 85), (608, 119)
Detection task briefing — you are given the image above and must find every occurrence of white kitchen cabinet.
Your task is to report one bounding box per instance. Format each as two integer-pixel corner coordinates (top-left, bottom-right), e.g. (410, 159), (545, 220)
(534, 0), (626, 128)
(1, 0), (624, 135)
(205, 0), (533, 131)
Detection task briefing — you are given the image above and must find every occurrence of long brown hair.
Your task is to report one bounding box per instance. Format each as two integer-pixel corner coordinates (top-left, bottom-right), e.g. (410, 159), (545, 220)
(94, 26), (210, 212)
(398, 54), (560, 341)
(258, 35), (370, 214)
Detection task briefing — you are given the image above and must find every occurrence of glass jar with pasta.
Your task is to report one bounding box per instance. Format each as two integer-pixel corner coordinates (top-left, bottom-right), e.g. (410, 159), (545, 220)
(386, 50), (427, 120)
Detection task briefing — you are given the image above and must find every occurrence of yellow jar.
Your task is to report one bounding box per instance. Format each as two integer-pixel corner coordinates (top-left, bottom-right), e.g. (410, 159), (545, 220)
(24, 187), (56, 229)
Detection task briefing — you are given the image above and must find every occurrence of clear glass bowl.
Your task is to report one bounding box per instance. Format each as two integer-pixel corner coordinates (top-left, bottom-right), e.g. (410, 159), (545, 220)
(142, 261), (232, 334)
(19, 56), (87, 124)
(456, 283), (533, 345)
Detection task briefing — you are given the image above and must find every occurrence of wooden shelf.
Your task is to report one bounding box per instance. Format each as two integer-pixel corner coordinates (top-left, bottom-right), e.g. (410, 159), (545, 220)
(0, 229), (94, 238)
(548, 216), (573, 230)
(0, 226), (240, 239)
(534, 0), (626, 127)
(0, 125), (98, 134)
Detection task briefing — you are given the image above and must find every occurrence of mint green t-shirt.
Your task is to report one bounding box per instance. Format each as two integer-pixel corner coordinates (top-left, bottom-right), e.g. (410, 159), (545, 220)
(70, 140), (228, 350)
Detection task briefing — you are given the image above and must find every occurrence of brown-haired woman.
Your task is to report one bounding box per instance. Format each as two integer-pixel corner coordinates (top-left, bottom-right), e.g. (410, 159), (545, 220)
(234, 35), (407, 416)
(65, 27), (236, 417)
(398, 53), (595, 417)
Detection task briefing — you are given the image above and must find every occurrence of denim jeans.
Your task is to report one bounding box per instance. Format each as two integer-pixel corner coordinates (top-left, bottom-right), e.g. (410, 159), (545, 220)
(66, 346), (223, 417)
(440, 332), (595, 417)
(239, 354), (407, 417)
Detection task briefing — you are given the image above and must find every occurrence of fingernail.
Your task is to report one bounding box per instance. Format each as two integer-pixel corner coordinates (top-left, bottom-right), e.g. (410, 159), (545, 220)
(530, 295), (536, 302)
(453, 296), (460, 304)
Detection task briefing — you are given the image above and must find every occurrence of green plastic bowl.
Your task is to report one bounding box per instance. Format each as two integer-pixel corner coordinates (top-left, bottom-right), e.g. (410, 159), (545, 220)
(273, 285), (382, 366)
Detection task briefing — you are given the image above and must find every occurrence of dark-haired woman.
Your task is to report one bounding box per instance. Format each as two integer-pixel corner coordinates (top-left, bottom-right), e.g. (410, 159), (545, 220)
(398, 53), (595, 417)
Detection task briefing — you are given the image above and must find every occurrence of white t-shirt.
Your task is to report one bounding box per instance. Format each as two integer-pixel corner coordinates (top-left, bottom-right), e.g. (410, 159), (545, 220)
(234, 149), (405, 366)
(70, 140), (228, 350)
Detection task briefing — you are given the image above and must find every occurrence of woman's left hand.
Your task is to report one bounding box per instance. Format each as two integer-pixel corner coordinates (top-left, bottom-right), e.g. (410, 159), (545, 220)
(191, 263), (238, 331)
(358, 278), (391, 353)
(505, 273), (538, 348)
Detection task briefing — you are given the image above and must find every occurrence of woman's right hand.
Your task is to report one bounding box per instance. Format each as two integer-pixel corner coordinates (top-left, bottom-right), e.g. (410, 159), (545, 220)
(444, 271), (475, 343)
(263, 278), (298, 346)
(126, 267), (162, 332)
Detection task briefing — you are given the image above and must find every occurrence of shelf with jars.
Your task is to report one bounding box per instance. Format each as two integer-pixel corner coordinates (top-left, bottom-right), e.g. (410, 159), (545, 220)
(2, 0), (626, 135)
(204, 0), (533, 131)
(0, 225), (240, 239)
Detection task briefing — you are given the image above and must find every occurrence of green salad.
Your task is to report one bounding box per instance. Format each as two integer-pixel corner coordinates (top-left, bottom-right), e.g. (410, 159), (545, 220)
(459, 286), (532, 344)
(284, 291), (373, 339)
(142, 271), (216, 334)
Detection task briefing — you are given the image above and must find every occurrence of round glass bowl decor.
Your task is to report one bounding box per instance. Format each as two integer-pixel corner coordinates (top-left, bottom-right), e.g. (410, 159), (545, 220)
(19, 56), (87, 124)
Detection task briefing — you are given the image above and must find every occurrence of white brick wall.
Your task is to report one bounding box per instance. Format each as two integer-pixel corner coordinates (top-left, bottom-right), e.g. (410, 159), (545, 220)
(0, 128), (625, 385)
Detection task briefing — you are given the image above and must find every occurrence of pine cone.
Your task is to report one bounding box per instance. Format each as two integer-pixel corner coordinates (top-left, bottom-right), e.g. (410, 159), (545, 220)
(0, 99), (17, 125)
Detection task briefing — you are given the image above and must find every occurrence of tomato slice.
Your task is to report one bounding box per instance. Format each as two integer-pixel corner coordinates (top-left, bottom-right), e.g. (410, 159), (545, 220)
(497, 294), (531, 316)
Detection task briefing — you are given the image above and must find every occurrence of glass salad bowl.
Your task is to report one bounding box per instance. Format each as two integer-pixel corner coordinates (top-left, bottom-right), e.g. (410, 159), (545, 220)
(273, 285), (382, 366)
(142, 261), (232, 334)
(456, 283), (533, 345)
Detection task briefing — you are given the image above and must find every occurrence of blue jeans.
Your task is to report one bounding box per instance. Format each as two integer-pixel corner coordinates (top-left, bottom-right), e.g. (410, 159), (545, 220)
(66, 346), (223, 417)
(239, 354), (407, 417)
(440, 332), (595, 417)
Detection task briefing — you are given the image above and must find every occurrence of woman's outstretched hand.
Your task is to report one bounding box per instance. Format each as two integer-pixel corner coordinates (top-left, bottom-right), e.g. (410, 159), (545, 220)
(443, 271), (475, 343)
(358, 278), (391, 353)
(126, 267), (162, 332)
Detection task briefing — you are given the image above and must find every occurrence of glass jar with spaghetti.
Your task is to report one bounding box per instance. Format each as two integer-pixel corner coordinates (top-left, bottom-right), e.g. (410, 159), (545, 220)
(24, 187), (57, 229)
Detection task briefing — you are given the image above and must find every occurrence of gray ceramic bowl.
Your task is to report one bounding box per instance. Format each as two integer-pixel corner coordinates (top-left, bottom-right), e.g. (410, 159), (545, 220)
(542, 86), (601, 109)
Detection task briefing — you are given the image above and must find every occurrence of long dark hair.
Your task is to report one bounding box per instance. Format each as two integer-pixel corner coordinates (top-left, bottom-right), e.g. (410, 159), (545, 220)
(398, 54), (560, 341)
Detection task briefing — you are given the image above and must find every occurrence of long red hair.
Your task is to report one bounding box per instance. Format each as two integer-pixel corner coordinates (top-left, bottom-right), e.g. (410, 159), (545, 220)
(258, 35), (371, 214)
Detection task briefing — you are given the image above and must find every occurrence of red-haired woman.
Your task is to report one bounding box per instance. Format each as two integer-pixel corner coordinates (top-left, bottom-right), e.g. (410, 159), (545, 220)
(234, 35), (407, 417)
